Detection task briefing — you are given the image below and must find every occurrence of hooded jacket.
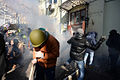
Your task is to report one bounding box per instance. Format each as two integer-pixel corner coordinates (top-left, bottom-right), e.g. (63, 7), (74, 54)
(106, 32), (120, 51)
(33, 35), (59, 68)
(86, 32), (97, 52)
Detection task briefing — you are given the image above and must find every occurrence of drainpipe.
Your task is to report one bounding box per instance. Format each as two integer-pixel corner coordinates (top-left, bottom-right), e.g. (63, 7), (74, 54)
(85, 2), (89, 34)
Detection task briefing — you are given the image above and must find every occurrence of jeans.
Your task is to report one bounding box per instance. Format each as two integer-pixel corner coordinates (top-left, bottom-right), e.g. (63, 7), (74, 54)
(84, 51), (94, 65)
(75, 61), (84, 80)
(34, 63), (56, 80)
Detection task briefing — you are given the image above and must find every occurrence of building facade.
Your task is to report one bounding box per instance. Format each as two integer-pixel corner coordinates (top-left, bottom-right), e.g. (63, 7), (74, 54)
(0, 0), (26, 26)
(60, 0), (120, 69)
(38, 0), (69, 33)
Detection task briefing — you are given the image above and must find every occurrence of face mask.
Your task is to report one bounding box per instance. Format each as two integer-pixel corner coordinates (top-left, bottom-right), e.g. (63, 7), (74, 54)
(35, 51), (44, 58)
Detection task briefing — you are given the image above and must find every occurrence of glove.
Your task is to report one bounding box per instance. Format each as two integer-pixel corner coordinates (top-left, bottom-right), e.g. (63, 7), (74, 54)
(35, 51), (44, 59)
(100, 36), (106, 42)
(32, 59), (37, 64)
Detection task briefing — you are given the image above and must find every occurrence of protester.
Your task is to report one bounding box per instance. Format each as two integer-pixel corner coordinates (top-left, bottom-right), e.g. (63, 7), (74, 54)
(106, 29), (120, 72)
(7, 39), (21, 70)
(84, 32), (97, 67)
(29, 29), (59, 80)
(0, 33), (6, 80)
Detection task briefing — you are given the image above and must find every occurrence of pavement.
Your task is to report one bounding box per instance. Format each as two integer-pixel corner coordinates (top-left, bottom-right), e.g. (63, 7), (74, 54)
(3, 63), (120, 80)
(56, 63), (120, 80)
(3, 49), (120, 80)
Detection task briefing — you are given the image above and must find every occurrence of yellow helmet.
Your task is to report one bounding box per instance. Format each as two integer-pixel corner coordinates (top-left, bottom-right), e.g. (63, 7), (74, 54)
(29, 29), (46, 47)
(22, 35), (27, 39)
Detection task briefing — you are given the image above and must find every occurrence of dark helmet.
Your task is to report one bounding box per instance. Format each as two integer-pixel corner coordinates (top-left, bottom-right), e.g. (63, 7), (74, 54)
(110, 29), (117, 35)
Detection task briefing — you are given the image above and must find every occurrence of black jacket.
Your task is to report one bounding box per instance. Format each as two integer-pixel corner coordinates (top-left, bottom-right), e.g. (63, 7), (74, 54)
(67, 36), (105, 61)
(0, 33), (6, 77)
(106, 33), (120, 51)
(0, 34), (5, 55)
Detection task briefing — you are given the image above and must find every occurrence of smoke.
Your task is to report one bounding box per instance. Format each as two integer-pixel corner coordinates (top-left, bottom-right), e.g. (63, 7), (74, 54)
(4, 0), (38, 14)
(4, 0), (72, 66)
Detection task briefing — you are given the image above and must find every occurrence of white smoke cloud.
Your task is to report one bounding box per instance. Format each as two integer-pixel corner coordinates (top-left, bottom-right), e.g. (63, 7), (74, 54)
(5, 0), (39, 14)
(4, 0), (72, 66)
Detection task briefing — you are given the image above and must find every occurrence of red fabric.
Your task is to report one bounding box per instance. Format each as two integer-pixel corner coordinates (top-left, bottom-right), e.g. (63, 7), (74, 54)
(67, 25), (71, 30)
(82, 21), (85, 33)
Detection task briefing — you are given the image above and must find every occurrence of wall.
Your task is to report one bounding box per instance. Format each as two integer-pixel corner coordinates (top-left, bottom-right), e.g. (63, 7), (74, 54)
(87, 0), (108, 70)
(87, 0), (104, 38)
(87, 0), (120, 70)
(103, 0), (120, 35)
(103, 0), (120, 67)
(38, 0), (46, 15)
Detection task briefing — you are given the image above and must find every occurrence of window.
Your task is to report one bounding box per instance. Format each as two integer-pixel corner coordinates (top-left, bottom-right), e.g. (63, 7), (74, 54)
(70, 9), (86, 25)
(49, 0), (52, 4)
(76, 11), (80, 24)
(81, 10), (86, 22)
(54, 0), (57, 3)
(71, 13), (75, 25)
(49, 0), (57, 4)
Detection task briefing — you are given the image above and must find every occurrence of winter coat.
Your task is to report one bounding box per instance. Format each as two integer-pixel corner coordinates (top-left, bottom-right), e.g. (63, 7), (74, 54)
(33, 35), (59, 68)
(0, 34), (6, 77)
(67, 35), (105, 61)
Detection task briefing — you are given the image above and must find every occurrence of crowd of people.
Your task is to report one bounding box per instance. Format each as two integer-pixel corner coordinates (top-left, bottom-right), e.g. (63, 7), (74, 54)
(0, 24), (32, 80)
